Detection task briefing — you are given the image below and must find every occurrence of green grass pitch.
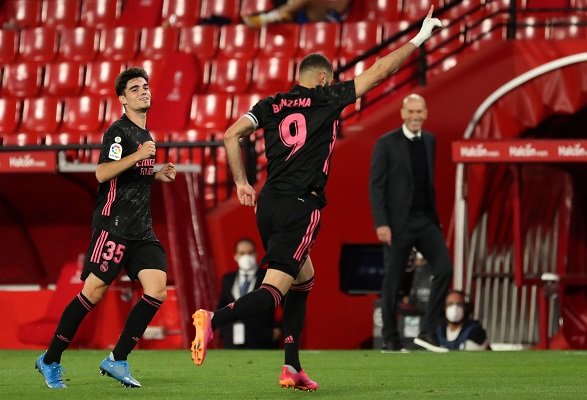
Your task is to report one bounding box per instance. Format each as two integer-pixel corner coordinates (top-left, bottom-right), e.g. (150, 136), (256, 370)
(3, 349), (586, 399)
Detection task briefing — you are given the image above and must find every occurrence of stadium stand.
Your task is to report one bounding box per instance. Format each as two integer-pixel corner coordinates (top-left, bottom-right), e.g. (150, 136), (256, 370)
(98, 26), (140, 61)
(80, 0), (121, 28)
(83, 60), (125, 96)
(41, 0), (81, 29)
(0, 97), (22, 136)
(140, 26), (180, 60)
(161, 0), (201, 28)
(43, 61), (85, 97)
(217, 24), (260, 60)
(0, 29), (18, 64)
(18, 27), (58, 63)
(199, 0), (241, 23)
(178, 24), (220, 61)
(4, 0), (42, 28)
(2, 62), (43, 97)
(258, 24), (300, 58)
(57, 27), (99, 62)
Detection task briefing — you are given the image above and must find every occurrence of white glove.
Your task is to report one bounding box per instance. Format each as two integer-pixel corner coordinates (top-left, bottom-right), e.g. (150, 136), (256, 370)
(410, 7), (442, 48)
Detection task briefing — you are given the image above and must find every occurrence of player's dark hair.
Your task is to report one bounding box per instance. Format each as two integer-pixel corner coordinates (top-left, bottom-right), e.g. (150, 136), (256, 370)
(115, 67), (149, 96)
(299, 53), (333, 75)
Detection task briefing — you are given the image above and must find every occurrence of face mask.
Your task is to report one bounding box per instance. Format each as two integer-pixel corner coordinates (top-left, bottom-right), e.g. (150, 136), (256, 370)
(445, 304), (464, 323)
(237, 254), (257, 272)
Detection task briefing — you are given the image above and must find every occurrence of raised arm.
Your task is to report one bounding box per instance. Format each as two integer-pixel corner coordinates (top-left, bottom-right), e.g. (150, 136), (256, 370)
(354, 7), (442, 98)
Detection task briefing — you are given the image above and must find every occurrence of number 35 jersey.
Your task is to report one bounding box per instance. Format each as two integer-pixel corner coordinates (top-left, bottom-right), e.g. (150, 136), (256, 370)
(245, 81), (356, 199)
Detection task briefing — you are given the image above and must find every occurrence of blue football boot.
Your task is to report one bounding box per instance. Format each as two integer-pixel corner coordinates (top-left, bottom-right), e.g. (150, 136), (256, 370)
(99, 355), (141, 388)
(35, 353), (67, 389)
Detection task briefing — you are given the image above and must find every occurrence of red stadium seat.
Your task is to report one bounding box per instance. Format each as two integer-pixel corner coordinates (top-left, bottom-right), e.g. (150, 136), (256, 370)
(339, 21), (383, 58)
(20, 96), (63, 134)
(43, 61), (85, 96)
(350, 0), (402, 23)
(140, 26), (179, 60)
(466, 16), (507, 50)
(200, 0), (241, 23)
(161, 0), (201, 27)
(18, 27), (58, 63)
(58, 27), (99, 62)
(217, 24), (260, 60)
(80, 0), (121, 28)
(41, 0), (80, 29)
(178, 25), (220, 61)
(206, 58), (252, 94)
(133, 58), (166, 93)
(231, 93), (262, 124)
(188, 93), (233, 132)
(103, 96), (124, 127)
(402, 0), (443, 22)
(240, 0), (272, 16)
(516, 16), (549, 40)
(550, 15), (587, 40)
(4, 0), (41, 28)
(382, 20), (411, 46)
(0, 97), (22, 135)
(84, 60), (125, 96)
(251, 57), (295, 95)
(98, 26), (139, 61)
(2, 132), (48, 146)
(62, 95), (105, 134)
(119, 0), (163, 28)
(0, 29), (18, 64)
(298, 22), (341, 60)
(259, 24), (300, 58)
(425, 19), (464, 74)
(2, 62), (43, 97)
(168, 129), (206, 164)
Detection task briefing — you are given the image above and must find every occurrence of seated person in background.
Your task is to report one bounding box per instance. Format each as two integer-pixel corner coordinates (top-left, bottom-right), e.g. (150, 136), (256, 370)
(436, 290), (490, 351)
(217, 238), (281, 349)
(242, 0), (353, 28)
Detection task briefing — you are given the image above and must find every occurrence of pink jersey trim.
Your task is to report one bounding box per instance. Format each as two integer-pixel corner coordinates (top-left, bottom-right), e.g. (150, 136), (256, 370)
(322, 120), (338, 174)
(101, 177), (117, 216)
(293, 209), (321, 261)
(90, 230), (109, 263)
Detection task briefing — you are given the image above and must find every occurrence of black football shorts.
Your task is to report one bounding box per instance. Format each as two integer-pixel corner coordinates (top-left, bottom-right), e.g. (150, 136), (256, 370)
(256, 193), (323, 278)
(82, 229), (167, 284)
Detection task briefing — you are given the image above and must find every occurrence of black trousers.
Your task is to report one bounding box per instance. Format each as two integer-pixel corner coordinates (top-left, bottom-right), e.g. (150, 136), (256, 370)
(380, 210), (453, 342)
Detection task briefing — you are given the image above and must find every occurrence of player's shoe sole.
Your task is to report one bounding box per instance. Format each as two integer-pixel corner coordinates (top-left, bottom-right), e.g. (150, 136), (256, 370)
(413, 337), (449, 353)
(191, 309), (213, 366)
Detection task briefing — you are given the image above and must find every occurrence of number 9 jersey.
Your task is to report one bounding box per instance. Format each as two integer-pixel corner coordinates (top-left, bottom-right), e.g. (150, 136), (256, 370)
(245, 81), (356, 202)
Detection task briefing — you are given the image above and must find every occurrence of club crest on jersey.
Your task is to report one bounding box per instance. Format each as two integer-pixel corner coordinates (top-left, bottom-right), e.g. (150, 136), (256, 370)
(108, 143), (123, 160)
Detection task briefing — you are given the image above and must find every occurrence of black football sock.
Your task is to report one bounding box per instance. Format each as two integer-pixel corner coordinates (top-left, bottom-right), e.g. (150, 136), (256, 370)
(212, 284), (283, 329)
(112, 294), (163, 361)
(44, 292), (95, 364)
(283, 277), (314, 372)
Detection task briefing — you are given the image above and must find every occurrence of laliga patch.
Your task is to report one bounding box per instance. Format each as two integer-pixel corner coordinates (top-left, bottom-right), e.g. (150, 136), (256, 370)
(108, 143), (123, 160)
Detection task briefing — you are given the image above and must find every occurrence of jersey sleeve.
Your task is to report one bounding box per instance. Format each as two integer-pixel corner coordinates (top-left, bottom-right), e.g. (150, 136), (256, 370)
(325, 80), (357, 109)
(246, 99), (271, 130)
(98, 125), (126, 164)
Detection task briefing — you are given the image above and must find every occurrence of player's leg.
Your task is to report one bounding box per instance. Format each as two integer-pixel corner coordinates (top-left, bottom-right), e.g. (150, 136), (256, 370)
(36, 273), (108, 388)
(36, 229), (118, 389)
(191, 268), (290, 366)
(99, 239), (167, 388)
(280, 257), (319, 391)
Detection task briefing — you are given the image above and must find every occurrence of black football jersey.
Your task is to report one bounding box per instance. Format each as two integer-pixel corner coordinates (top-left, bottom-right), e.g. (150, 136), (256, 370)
(92, 114), (156, 240)
(246, 81), (356, 198)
